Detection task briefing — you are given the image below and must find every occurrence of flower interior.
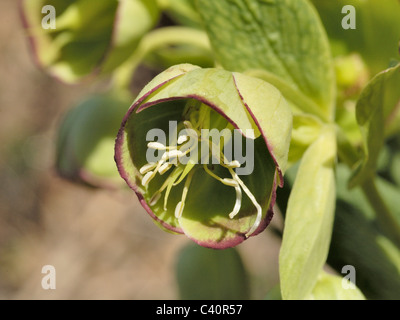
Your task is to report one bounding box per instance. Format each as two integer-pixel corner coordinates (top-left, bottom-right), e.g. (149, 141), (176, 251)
(123, 97), (277, 247)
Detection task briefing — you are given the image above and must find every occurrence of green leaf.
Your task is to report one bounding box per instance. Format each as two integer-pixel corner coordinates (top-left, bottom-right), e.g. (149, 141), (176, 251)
(284, 163), (400, 299)
(176, 243), (250, 299)
(197, 0), (335, 118)
(350, 63), (400, 187)
(306, 272), (365, 300)
(279, 126), (336, 300)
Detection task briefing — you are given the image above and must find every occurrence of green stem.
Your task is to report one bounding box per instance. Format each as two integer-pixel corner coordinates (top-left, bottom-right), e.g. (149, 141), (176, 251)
(335, 125), (360, 168)
(112, 27), (211, 90)
(337, 126), (400, 248)
(361, 178), (400, 248)
(244, 69), (330, 122)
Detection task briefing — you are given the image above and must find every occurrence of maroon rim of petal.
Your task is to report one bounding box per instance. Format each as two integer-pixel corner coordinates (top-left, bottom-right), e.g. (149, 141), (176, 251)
(55, 137), (123, 190)
(78, 168), (123, 190)
(184, 206), (275, 250)
(232, 74), (285, 188)
(115, 76), (188, 235)
(185, 231), (247, 250)
(251, 170), (278, 237)
(115, 117), (184, 234)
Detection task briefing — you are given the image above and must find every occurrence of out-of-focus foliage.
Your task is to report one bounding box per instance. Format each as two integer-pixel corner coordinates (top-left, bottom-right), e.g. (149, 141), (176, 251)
(176, 243), (250, 299)
(22, 0), (160, 83)
(56, 93), (132, 188)
(312, 0), (400, 75)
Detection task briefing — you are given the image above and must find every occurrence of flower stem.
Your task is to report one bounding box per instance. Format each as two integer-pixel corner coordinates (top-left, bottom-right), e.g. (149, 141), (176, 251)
(112, 27), (211, 90)
(337, 126), (400, 248)
(335, 125), (360, 168)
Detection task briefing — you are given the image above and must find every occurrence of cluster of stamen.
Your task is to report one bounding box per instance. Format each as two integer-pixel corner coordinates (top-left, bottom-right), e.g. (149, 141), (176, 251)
(139, 103), (262, 238)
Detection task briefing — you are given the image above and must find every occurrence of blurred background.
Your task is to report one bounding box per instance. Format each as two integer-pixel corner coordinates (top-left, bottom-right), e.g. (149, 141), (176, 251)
(0, 0), (282, 300)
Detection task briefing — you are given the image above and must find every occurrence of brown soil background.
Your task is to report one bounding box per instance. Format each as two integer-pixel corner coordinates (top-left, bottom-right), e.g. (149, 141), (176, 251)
(0, 0), (281, 299)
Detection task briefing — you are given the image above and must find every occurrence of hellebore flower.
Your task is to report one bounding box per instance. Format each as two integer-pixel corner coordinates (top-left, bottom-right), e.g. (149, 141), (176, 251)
(56, 93), (131, 188)
(21, 0), (159, 83)
(115, 64), (292, 248)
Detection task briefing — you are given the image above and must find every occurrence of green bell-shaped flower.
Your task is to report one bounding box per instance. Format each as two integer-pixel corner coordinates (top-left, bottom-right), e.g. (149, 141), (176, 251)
(21, 0), (159, 83)
(115, 64), (292, 248)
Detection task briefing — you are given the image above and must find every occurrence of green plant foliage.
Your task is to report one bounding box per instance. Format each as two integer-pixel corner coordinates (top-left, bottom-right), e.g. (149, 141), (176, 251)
(22, 0), (160, 83)
(350, 63), (400, 187)
(197, 0), (335, 118)
(21, 0), (400, 300)
(176, 243), (250, 299)
(158, 0), (202, 28)
(280, 127), (336, 300)
(56, 93), (132, 188)
(311, 0), (400, 75)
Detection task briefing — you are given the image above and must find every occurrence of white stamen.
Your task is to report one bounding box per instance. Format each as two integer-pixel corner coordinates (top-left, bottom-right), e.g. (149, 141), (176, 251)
(139, 162), (157, 175)
(175, 201), (184, 218)
(162, 149), (184, 161)
(158, 163), (172, 175)
(142, 171), (154, 186)
(229, 169), (263, 238)
(227, 160), (241, 168)
(174, 169), (196, 218)
(222, 178), (239, 187)
(229, 185), (242, 219)
(148, 142), (168, 150)
(245, 200), (262, 238)
(178, 135), (189, 145)
(183, 121), (194, 130)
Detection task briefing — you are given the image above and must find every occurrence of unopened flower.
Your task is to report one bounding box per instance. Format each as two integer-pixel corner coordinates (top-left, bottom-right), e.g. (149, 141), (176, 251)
(56, 93), (131, 188)
(115, 64), (292, 248)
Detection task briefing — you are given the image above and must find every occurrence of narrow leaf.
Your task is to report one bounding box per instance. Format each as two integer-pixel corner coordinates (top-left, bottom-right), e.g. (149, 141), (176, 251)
(350, 63), (400, 187)
(280, 126), (336, 300)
